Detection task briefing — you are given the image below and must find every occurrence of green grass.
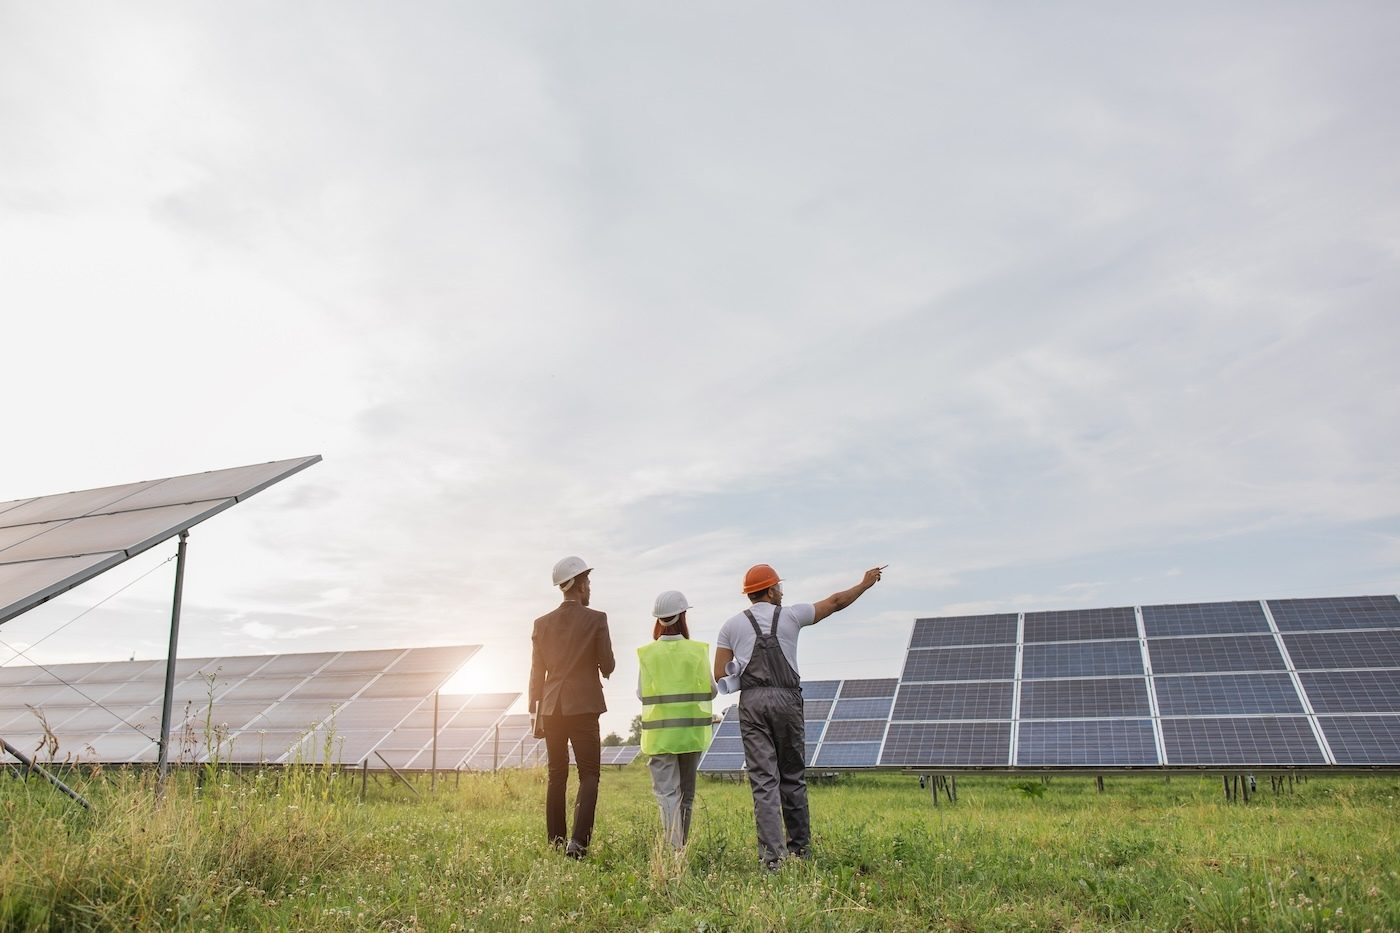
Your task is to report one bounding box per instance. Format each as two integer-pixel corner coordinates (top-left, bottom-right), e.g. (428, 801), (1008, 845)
(2, 764), (1398, 931)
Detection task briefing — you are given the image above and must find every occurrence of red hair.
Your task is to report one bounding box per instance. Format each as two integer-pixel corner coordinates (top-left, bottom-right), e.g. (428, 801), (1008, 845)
(653, 615), (690, 640)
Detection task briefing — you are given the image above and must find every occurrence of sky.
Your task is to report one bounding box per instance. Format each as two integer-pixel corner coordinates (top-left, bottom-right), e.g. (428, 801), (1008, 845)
(2, 2), (1398, 738)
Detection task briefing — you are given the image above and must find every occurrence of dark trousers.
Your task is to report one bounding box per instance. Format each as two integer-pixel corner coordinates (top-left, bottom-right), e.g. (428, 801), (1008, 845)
(542, 712), (601, 850)
(738, 687), (810, 864)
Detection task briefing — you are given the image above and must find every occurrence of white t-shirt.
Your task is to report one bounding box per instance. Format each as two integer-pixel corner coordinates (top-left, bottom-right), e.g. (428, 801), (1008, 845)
(715, 601), (817, 677)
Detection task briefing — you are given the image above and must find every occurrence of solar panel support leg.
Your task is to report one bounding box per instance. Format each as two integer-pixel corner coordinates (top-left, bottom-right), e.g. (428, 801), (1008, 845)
(1223, 775), (1231, 801)
(1, 738), (91, 810)
(156, 530), (190, 800)
(360, 758), (368, 801)
(1096, 775), (1104, 793)
(493, 724), (500, 773)
(374, 751), (421, 798)
(928, 774), (938, 807)
(950, 775), (957, 802)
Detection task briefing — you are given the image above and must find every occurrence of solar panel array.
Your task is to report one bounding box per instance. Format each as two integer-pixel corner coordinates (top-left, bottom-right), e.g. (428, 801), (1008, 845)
(0, 646), (518, 769)
(694, 595), (1400, 772)
(601, 745), (641, 766)
(462, 720), (639, 771)
(0, 457), (321, 627)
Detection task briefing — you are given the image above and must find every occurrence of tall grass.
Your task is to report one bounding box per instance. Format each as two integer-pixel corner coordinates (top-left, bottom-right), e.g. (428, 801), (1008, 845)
(2, 764), (1397, 931)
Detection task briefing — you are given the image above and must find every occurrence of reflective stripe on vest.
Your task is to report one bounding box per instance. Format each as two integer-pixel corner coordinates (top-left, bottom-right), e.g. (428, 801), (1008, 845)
(637, 639), (712, 756)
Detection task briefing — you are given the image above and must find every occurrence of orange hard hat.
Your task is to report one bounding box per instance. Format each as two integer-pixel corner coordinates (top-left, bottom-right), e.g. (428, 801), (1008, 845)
(742, 564), (781, 595)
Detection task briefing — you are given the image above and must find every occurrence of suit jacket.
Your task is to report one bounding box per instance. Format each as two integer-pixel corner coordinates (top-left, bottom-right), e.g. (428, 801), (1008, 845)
(529, 601), (616, 716)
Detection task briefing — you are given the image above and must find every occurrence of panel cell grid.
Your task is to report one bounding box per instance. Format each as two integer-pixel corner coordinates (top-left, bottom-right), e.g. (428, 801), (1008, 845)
(838, 678), (898, 699)
(902, 645), (1016, 682)
(1021, 641), (1143, 679)
(1268, 595), (1400, 633)
(822, 720), (886, 743)
(1153, 673), (1304, 716)
(1317, 715), (1400, 764)
(813, 742), (881, 767)
(1019, 678), (1150, 719)
(831, 697), (893, 720)
(891, 682), (1012, 721)
(801, 681), (840, 700)
(1141, 601), (1270, 637)
(1016, 720), (1157, 766)
(1023, 607), (1138, 643)
(879, 722), (1012, 766)
(1147, 635), (1285, 675)
(910, 614), (1018, 648)
(1160, 717), (1324, 765)
(1283, 631), (1400, 671)
(1300, 670), (1400, 714)
(803, 700), (832, 722)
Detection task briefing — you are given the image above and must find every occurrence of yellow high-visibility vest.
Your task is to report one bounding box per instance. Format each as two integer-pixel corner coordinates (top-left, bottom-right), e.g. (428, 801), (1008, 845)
(637, 639), (712, 755)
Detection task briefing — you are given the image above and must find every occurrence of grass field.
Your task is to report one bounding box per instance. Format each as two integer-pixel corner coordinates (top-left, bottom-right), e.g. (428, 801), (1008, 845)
(2, 762), (1398, 931)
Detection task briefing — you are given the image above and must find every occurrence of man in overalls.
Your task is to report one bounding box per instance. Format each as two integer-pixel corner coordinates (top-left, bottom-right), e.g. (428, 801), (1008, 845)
(713, 563), (885, 870)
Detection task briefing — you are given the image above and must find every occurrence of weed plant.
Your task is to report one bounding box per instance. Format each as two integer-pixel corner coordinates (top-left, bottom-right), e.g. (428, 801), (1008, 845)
(2, 764), (1398, 931)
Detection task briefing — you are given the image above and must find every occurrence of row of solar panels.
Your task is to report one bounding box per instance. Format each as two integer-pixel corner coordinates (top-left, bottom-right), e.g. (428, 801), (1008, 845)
(457, 714), (641, 771)
(0, 646), (525, 770)
(699, 595), (1400, 771)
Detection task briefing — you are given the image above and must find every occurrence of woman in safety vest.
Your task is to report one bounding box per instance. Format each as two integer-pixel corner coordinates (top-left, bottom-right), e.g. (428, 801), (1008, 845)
(636, 590), (716, 850)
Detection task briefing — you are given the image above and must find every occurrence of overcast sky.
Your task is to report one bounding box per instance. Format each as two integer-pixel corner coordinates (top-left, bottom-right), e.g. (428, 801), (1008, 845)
(2, 3), (1398, 736)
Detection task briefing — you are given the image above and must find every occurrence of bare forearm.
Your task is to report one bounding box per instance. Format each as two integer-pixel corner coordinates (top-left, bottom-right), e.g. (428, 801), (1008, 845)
(813, 566), (885, 623)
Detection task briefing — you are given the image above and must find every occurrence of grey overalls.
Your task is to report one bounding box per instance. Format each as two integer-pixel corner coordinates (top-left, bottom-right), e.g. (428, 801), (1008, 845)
(737, 605), (810, 865)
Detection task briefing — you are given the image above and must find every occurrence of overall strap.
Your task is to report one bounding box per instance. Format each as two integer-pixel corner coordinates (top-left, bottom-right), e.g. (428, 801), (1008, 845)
(769, 605), (781, 637)
(743, 609), (763, 639)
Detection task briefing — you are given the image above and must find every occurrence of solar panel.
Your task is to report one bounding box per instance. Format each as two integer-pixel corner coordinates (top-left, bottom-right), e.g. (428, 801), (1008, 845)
(1159, 717), (1325, 765)
(909, 614), (1018, 648)
(1021, 641), (1143, 679)
(830, 697), (893, 720)
(813, 742), (881, 767)
(1153, 673), (1304, 715)
(1023, 607), (1137, 643)
(803, 700), (833, 721)
(0, 457), (321, 627)
(1300, 670), (1400, 713)
(1019, 678), (1151, 719)
(1017, 720), (1157, 766)
(1268, 595), (1400, 633)
(822, 720), (885, 742)
(880, 722), (1011, 766)
(902, 646), (1016, 682)
(1146, 635), (1286, 675)
(800, 680), (840, 700)
(838, 678), (898, 698)
(1317, 715), (1400, 764)
(1140, 601), (1270, 637)
(1283, 631), (1400, 670)
(892, 682), (1012, 721)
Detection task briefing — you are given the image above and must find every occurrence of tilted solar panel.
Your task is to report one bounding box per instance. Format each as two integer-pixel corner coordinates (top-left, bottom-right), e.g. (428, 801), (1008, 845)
(0, 457), (321, 627)
(1300, 670), (1400, 713)
(1267, 595), (1400, 633)
(1019, 678), (1151, 719)
(1283, 631), (1400, 670)
(1153, 673), (1304, 716)
(1147, 635), (1286, 675)
(1021, 641), (1142, 679)
(1017, 720), (1157, 766)
(909, 614), (1017, 649)
(1160, 717), (1325, 765)
(1023, 607), (1137, 643)
(1317, 716), (1400, 764)
(1141, 601), (1270, 637)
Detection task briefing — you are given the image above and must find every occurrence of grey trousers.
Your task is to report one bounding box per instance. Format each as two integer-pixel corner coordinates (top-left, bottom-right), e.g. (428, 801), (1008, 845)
(648, 750), (700, 849)
(738, 687), (810, 864)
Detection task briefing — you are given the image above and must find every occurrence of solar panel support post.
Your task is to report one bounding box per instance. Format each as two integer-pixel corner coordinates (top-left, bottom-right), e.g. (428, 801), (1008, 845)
(360, 758), (368, 802)
(430, 691), (439, 792)
(493, 723), (500, 772)
(156, 530), (190, 799)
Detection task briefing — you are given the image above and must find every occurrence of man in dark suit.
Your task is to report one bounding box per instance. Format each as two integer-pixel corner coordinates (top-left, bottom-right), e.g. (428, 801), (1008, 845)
(529, 555), (616, 858)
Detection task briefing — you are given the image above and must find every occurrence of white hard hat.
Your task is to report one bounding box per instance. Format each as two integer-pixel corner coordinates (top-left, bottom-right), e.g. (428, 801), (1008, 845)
(552, 555), (592, 588)
(652, 590), (691, 620)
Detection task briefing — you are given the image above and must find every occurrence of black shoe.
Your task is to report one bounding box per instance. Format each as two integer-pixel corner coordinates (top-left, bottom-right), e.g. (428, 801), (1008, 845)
(565, 841), (586, 860)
